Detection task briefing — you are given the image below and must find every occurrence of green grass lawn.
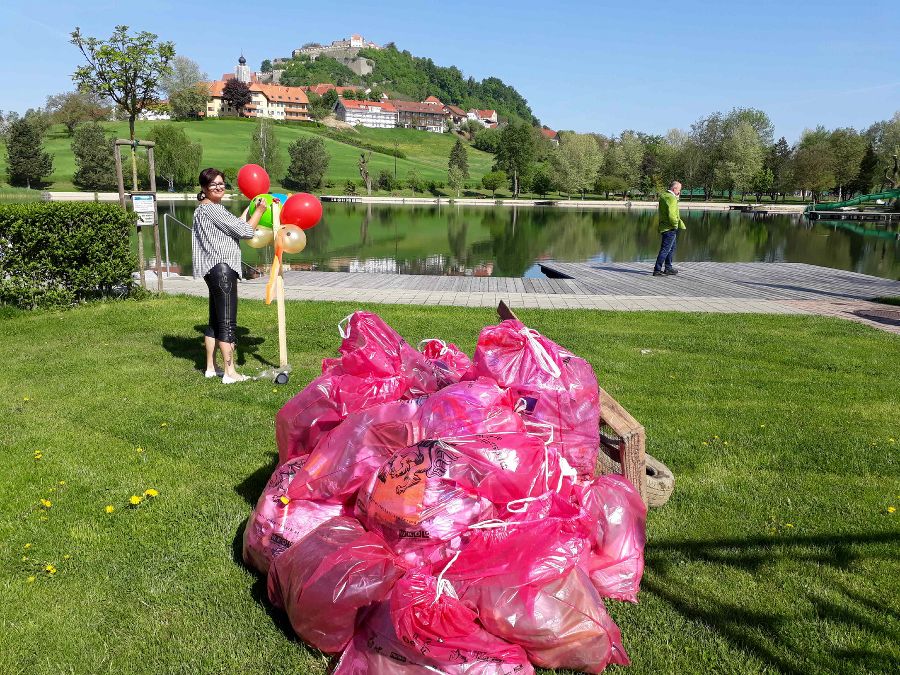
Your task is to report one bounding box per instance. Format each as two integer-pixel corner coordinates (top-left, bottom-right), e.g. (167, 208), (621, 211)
(1, 297), (898, 674)
(0, 120), (496, 192)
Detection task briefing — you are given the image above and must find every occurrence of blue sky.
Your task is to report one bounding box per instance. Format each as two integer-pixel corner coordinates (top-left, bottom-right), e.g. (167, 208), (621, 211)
(1, 0), (898, 142)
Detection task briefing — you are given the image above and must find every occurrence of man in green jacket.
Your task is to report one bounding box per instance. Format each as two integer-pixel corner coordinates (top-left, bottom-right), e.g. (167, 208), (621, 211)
(654, 180), (686, 276)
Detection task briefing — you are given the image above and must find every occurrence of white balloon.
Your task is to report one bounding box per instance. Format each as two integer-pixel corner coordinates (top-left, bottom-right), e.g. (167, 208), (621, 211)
(279, 225), (307, 254)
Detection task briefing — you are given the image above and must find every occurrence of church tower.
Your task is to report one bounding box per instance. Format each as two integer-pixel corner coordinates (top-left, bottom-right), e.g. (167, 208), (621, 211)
(236, 54), (251, 83)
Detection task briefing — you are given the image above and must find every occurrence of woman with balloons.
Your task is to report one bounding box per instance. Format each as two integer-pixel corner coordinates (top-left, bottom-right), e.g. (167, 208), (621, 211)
(192, 166), (269, 384)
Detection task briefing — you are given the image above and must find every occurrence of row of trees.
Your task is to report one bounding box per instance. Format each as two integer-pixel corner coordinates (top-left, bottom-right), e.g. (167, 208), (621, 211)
(461, 109), (900, 202)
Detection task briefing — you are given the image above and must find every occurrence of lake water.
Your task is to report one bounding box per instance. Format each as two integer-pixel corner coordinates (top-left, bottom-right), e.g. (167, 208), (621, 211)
(145, 202), (899, 280)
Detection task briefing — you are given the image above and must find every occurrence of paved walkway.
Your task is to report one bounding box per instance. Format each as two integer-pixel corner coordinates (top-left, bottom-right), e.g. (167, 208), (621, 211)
(159, 262), (900, 335)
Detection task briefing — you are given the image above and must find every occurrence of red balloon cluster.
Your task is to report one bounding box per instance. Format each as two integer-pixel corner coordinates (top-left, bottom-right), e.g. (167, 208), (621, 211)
(281, 193), (323, 230)
(237, 164), (270, 200)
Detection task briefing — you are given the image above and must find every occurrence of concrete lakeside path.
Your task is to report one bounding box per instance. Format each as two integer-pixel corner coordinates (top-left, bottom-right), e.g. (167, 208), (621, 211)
(159, 262), (900, 335)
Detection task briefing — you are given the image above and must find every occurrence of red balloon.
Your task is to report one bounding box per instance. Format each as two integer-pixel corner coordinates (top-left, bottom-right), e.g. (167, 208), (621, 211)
(237, 164), (270, 200)
(281, 193), (323, 230)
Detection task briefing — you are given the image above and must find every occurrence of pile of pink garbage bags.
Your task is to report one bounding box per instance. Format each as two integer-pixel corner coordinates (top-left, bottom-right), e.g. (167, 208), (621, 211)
(242, 311), (647, 674)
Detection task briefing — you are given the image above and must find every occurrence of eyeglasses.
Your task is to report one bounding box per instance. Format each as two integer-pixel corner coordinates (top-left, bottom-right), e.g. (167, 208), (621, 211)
(207, 183), (226, 190)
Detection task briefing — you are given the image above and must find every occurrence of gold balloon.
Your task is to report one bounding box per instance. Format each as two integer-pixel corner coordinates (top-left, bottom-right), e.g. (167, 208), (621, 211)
(247, 227), (274, 249)
(278, 225), (307, 254)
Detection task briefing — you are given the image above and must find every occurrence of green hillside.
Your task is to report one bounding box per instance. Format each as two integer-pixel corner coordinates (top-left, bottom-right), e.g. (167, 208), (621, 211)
(0, 119), (495, 192)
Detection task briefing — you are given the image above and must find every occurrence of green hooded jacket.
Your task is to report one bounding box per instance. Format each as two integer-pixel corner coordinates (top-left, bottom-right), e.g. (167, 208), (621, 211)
(658, 190), (687, 233)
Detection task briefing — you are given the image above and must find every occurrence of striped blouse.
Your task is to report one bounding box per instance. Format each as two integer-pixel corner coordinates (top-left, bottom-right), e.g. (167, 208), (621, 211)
(192, 203), (254, 279)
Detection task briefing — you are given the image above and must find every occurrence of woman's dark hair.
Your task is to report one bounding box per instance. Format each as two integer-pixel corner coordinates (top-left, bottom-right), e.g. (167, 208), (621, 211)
(197, 168), (225, 201)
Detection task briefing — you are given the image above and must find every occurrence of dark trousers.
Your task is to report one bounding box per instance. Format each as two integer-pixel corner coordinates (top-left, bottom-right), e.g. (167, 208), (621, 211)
(654, 229), (678, 272)
(203, 263), (238, 344)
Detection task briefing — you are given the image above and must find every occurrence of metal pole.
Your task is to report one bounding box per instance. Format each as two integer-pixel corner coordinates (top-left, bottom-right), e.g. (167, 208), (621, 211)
(163, 215), (171, 280)
(147, 146), (163, 293)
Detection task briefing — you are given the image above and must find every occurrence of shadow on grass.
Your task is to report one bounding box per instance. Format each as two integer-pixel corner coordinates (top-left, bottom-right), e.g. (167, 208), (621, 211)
(161, 325), (275, 373)
(643, 532), (900, 674)
(234, 451), (279, 506)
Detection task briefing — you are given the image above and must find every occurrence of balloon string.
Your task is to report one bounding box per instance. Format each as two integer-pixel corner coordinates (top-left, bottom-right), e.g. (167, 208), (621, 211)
(433, 550), (460, 604)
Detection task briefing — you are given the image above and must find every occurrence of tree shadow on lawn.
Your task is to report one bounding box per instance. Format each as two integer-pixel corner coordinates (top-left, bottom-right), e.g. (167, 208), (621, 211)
(643, 532), (900, 674)
(161, 325), (275, 373)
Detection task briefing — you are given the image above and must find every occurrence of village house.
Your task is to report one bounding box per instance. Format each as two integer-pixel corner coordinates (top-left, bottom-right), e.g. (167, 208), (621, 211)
(334, 98), (397, 129)
(394, 100), (449, 133)
(205, 80), (311, 121)
(467, 109), (498, 128)
(301, 83), (365, 98)
(541, 127), (560, 146)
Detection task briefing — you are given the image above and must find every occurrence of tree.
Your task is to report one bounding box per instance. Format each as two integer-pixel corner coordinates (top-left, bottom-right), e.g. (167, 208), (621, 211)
(23, 108), (52, 137)
(377, 169), (396, 192)
(494, 122), (535, 196)
(406, 170), (423, 193)
(5, 118), (53, 188)
(616, 131), (644, 196)
(828, 127), (866, 200)
(72, 122), (116, 190)
(222, 78), (252, 116)
(766, 137), (793, 200)
(261, 59), (273, 73)
(71, 25), (175, 142)
(247, 118), (284, 178)
(595, 174), (628, 199)
(359, 152), (372, 195)
(447, 166), (465, 197)
(285, 136), (329, 191)
(531, 165), (554, 196)
(848, 143), (878, 196)
(481, 170), (506, 197)
(169, 84), (209, 120)
(689, 112), (725, 199)
(718, 120), (764, 200)
(321, 89), (339, 111)
(159, 55), (206, 98)
(473, 127), (501, 153)
(367, 87), (384, 102)
(793, 129), (835, 202)
(552, 132), (601, 199)
(148, 124), (202, 191)
(46, 90), (110, 135)
(750, 167), (774, 202)
(448, 138), (469, 178)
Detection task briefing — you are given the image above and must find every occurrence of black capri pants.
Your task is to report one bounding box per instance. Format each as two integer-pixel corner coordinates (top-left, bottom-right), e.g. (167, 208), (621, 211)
(203, 263), (239, 344)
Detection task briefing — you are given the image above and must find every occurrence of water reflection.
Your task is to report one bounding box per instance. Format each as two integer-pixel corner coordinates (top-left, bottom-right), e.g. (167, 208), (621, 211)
(148, 202), (899, 280)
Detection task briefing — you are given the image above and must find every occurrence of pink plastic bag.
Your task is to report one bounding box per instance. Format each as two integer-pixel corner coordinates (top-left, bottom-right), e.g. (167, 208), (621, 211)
(283, 398), (423, 504)
(336, 311), (441, 396)
(275, 371), (405, 465)
(417, 378), (525, 439)
(463, 566), (629, 673)
(333, 570), (535, 674)
(242, 458), (345, 574)
(467, 320), (600, 480)
(419, 338), (473, 387)
(267, 516), (404, 654)
(356, 440), (497, 560)
(576, 474), (647, 603)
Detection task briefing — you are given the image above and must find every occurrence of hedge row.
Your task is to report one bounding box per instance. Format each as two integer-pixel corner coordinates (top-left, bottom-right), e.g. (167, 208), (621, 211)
(0, 203), (137, 309)
(314, 128), (408, 159)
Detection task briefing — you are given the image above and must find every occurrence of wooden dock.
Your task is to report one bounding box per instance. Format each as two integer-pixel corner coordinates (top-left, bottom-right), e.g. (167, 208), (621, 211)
(537, 262), (900, 301)
(807, 210), (900, 222)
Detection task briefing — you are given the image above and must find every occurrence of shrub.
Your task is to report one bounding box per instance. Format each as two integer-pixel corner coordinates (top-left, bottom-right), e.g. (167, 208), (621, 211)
(0, 202), (136, 309)
(343, 180), (357, 195)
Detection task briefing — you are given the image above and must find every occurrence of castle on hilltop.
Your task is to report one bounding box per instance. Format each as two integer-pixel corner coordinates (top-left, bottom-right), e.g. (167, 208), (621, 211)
(272, 34), (381, 77)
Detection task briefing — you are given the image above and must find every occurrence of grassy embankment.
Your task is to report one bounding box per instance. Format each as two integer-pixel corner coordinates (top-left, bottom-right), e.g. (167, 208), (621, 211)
(0, 119), (495, 193)
(1, 297), (898, 674)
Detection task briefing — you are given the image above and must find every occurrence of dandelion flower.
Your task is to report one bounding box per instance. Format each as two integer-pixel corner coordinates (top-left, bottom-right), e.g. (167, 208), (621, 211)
(143, 488), (159, 498)
(105, 505), (115, 514)
(63, 554), (70, 560)
(702, 441), (709, 446)
(45, 564), (56, 575)
(889, 506), (897, 514)
(22, 556), (28, 561)
(272, 388), (277, 393)
(40, 499), (52, 509)
(279, 496), (290, 505)
(785, 523), (794, 528)
(58, 480), (65, 485)
(760, 424), (766, 428)
(24, 543), (31, 550)
(714, 435), (720, 440)
(26, 576), (36, 583)
(160, 422), (168, 428)
(34, 453), (43, 461)
(129, 495), (143, 506)
(135, 447), (144, 454)
(23, 396), (30, 402)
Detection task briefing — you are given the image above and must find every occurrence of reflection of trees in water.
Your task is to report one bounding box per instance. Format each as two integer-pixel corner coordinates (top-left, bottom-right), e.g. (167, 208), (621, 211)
(446, 209), (469, 266)
(485, 207), (552, 277)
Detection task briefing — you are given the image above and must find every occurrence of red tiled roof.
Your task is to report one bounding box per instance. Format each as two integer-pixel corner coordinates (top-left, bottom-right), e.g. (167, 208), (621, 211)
(301, 83), (363, 97)
(206, 81), (309, 104)
(446, 104), (467, 117)
(541, 128), (558, 139)
(476, 109), (496, 119)
(424, 95), (443, 105)
(394, 100), (449, 115)
(339, 98), (396, 112)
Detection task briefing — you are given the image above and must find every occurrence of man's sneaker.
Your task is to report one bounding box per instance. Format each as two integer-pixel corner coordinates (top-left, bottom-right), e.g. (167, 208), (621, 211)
(653, 270), (665, 276)
(663, 268), (679, 275)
